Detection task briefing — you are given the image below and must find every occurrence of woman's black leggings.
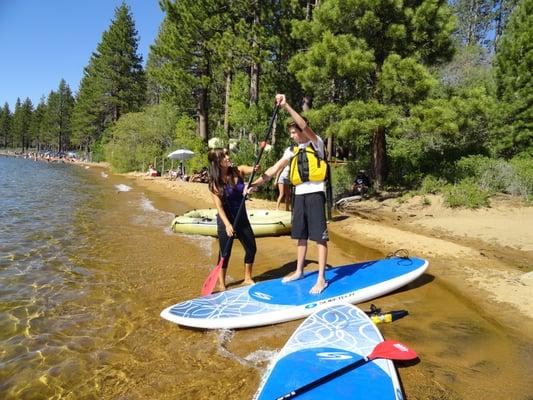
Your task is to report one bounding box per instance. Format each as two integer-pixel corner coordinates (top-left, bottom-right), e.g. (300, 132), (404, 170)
(216, 214), (256, 269)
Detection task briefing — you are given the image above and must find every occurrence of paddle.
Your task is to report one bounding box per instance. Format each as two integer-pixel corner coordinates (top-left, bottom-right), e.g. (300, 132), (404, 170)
(275, 340), (417, 400)
(201, 103), (280, 296)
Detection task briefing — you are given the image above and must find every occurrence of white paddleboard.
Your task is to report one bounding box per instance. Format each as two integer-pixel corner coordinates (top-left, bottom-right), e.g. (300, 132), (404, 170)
(254, 303), (404, 399)
(161, 256), (428, 329)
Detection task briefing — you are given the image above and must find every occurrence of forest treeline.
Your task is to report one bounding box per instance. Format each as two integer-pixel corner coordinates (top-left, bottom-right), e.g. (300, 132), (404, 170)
(1, 0), (531, 205)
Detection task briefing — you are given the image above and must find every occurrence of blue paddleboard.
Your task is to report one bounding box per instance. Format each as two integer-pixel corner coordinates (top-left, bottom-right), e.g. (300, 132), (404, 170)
(254, 303), (404, 399)
(160, 256), (428, 329)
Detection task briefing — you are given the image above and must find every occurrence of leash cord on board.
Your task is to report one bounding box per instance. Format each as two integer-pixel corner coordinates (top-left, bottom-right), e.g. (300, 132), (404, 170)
(386, 249), (410, 259)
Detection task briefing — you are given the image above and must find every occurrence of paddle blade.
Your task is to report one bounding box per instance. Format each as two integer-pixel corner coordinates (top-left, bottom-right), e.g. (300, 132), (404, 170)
(368, 340), (417, 361)
(201, 258), (223, 296)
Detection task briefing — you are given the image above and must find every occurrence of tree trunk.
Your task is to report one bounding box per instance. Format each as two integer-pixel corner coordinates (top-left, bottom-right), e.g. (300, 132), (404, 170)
(223, 70), (231, 134)
(198, 87), (209, 142)
(302, 96), (312, 111)
(250, 63), (259, 107)
(372, 126), (388, 189)
(249, 5), (260, 107)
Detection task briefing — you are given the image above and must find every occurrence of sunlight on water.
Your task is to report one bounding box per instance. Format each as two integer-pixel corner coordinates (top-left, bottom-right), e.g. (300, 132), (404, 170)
(0, 156), (238, 399)
(114, 184), (132, 192)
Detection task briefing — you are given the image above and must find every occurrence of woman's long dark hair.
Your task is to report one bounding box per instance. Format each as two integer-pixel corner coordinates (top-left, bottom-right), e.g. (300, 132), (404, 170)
(207, 148), (238, 197)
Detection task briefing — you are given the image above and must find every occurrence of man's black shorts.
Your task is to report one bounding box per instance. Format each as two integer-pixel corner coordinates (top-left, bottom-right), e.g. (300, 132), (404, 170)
(291, 191), (328, 242)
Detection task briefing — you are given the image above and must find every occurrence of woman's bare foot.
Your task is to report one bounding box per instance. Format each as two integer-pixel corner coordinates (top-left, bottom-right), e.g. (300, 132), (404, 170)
(217, 284), (227, 292)
(282, 271), (303, 283)
(243, 278), (255, 285)
(309, 279), (328, 294)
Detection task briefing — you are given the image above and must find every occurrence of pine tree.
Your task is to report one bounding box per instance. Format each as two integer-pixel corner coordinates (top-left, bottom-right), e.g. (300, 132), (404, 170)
(0, 103), (12, 148)
(72, 3), (145, 150)
(71, 62), (105, 152)
(12, 98), (34, 150)
(94, 3), (146, 121)
(30, 97), (47, 151)
(151, 0), (227, 142)
(44, 80), (75, 152)
(493, 0), (533, 157)
(288, 0), (455, 187)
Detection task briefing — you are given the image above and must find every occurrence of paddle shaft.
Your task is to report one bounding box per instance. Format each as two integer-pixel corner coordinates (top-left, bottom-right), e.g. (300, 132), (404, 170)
(219, 104), (279, 258)
(275, 356), (369, 400)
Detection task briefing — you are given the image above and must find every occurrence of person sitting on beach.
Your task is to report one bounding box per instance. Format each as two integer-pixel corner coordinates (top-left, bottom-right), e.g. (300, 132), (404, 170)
(351, 170), (370, 196)
(147, 165), (158, 177)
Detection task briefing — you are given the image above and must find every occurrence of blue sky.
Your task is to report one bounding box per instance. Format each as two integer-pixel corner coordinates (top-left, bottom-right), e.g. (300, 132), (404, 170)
(0, 0), (164, 111)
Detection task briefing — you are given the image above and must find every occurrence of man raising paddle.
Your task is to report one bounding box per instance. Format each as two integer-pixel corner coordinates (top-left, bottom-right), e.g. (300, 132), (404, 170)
(249, 94), (329, 294)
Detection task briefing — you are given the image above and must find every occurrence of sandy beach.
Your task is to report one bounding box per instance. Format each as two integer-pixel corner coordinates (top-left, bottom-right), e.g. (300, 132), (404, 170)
(126, 172), (533, 338)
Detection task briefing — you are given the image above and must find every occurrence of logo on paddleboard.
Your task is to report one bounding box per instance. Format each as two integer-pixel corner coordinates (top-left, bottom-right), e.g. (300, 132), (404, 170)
(251, 291), (272, 301)
(305, 303), (317, 309)
(393, 343), (408, 352)
(316, 352), (353, 360)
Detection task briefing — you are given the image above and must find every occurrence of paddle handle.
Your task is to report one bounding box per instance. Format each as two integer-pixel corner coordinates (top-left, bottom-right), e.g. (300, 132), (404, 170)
(275, 357), (368, 400)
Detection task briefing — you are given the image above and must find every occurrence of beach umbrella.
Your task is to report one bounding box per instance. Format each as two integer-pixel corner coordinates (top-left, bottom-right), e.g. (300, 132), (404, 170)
(167, 149), (195, 161)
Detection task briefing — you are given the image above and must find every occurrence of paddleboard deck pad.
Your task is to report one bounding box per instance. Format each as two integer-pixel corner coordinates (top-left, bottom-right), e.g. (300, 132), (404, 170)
(254, 303), (404, 399)
(160, 256), (428, 329)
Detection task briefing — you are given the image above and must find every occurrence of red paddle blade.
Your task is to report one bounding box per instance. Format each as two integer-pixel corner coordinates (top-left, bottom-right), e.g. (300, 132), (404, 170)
(201, 259), (224, 296)
(368, 340), (418, 361)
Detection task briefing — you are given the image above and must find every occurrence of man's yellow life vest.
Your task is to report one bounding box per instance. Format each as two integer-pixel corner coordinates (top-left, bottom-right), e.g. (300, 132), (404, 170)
(289, 144), (328, 185)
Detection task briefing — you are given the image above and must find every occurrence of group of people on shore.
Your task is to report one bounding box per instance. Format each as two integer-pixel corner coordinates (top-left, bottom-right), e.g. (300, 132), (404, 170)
(3, 150), (82, 164)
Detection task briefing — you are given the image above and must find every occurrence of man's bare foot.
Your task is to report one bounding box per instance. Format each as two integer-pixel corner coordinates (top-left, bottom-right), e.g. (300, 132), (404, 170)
(282, 272), (303, 283)
(217, 284), (227, 292)
(309, 280), (328, 294)
(243, 278), (255, 285)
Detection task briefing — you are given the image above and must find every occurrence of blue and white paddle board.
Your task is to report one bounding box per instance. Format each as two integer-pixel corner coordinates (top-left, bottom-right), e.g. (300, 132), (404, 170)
(160, 256), (428, 329)
(253, 303), (404, 399)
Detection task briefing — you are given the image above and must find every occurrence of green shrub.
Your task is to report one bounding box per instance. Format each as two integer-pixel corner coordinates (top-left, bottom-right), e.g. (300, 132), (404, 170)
(509, 156), (533, 202)
(443, 178), (490, 208)
(419, 175), (447, 194)
(455, 155), (492, 179)
(330, 163), (353, 199)
(455, 155), (532, 201)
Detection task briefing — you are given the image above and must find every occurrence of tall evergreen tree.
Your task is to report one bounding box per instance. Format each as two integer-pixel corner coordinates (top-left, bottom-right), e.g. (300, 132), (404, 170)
(44, 80), (75, 152)
(0, 103), (12, 148)
(30, 97), (47, 151)
(71, 62), (106, 151)
(95, 3), (146, 121)
(493, 0), (533, 157)
(72, 3), (145, 150)
(12, 98), (33, 150)
(152, 0), (227, 142)
(288, 0), (455, 187)
(11, 98), (23, 149)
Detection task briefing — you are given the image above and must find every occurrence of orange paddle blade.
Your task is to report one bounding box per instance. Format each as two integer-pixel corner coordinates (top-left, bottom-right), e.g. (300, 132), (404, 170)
(201, 258), (224, 296)
(368, 340), (417, 361)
